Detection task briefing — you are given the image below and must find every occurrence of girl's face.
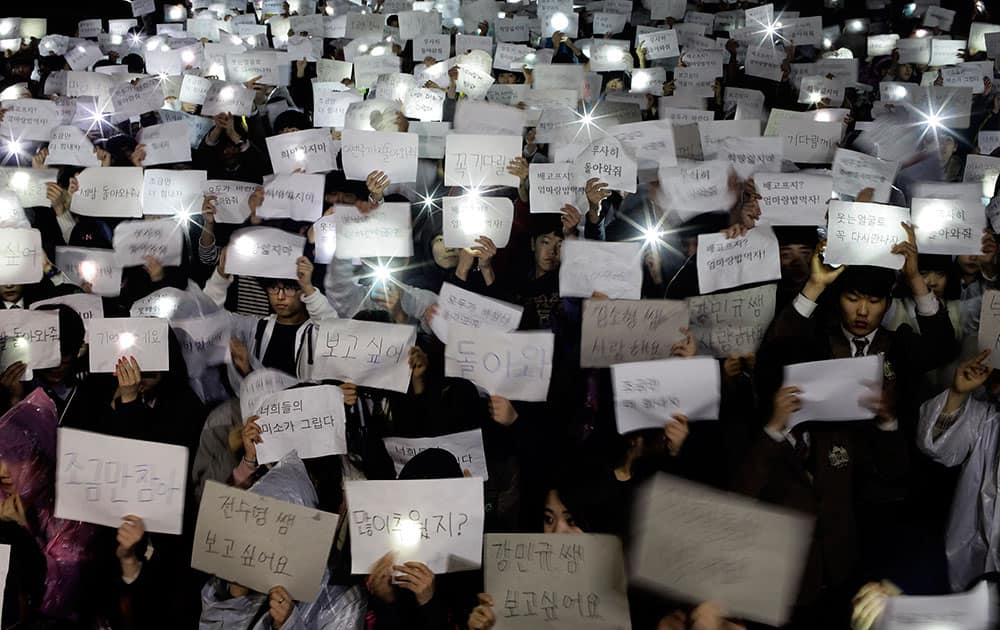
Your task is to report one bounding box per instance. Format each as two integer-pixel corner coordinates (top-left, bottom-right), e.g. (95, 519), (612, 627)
(543, 490), (583, 534)
(431, 235), (459, 269)
(920, 270), (947, 299)
(898, 64), (913, 81)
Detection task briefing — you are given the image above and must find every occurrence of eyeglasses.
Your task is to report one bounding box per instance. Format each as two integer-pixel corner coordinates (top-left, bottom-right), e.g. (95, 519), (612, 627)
(266, 285), (301, 296)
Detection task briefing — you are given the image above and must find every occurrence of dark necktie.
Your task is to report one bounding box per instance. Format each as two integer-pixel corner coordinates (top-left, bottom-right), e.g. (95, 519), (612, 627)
(853, 337), (868, 357)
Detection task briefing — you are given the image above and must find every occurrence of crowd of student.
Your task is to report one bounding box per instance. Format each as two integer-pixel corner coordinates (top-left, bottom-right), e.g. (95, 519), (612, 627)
(1, 0), (1000, 628)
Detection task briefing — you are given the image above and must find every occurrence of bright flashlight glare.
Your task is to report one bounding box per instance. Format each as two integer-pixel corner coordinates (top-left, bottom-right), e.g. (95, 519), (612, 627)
(230, 35), (243, 45)
(0, 21), (13, 36)
(808, 91), (822, 104)
(373, 263), (392, 283)
(459, 207), (486, 235)
(421, 195), (437, 209)
(0, 199), (14, 219)
(160, 44), (171, 52)
(549, 12), (569, 31)
(357, 43), (369, 53)
(130, 33), (144, 46)
(9, 171), (29, 190)
(918, 204), (949, 232)
(847, 20), (865, 33)
(219, 86), (235, 100)
(632, 73), (650, 90)
(118, 332), (136, 350)
(325, 5), (334, 14)
(643, 227), (662, 245)
(168, 5), (185, 20)
(76, 46), (87, 53)
(234, 235), (255, 256)
(5, 140), (24, 155)
(924, 113), (942, 129)
(181, 49), (196, 64)
(370, 45), (386, 56)
(79, 261), (98, 282)
(605, 47), (625, 62)
(396, 519), (422, 547)
(294, 149), (306, 161)
(452, 17), (463, 27)
(111, 35), (123, 45)
(146, 39), (160, 51)
(822, 37), (832, 49)
(13, 337), (27, 349)
(155, 296), (177, 317)
(914, 28), (929, 38)
(892, 85), (907, 99)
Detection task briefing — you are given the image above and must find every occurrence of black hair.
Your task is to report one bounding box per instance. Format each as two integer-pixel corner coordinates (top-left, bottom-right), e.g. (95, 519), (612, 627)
(0, 520), (47, 623)
(272, 109), (312, 134)
(832, 265), (896, 300)
(398, 448), (463, 480)
(324, 169), (370, 201)
(354, 309), (393, 323)
(529, 214), (563, 240)
(544, 458), (621, 535)
(774, 226), (820, 249)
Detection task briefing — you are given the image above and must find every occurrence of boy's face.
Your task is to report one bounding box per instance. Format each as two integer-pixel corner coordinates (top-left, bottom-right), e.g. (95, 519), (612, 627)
(266, 283), (304, 318)
(779, 244), (812, 288)
(0, 284), (23, 303)
(532, 232), (563, 275)
(839, 290), (888, 336)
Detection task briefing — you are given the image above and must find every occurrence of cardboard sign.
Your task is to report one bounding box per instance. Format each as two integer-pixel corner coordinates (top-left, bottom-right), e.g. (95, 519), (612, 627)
(444, 328), (553, 402)
(824, 201), (909, 269)
(192, 479), (340, 601)
(225, 227), (305, 279)
(612, 357), (721, 432)
(112, 218), (184, 267)
(484, 533), (631, 629)
(88, 317), (169, 373)
(559, 240), (643, 300)
(345, 478), (485, 574)
(0, 227), (43, 285)
(333, 202), (414, 259)
(442, 195), (514, 249)
(632, 474), (813, 627)
(581, 299), (689, 368)
(312, 319), (417, 393)
(383, 430), (489, 480)
(686, 284), (777, 357)
(55, 428), (188, 534)
(254, 385), (348, 465)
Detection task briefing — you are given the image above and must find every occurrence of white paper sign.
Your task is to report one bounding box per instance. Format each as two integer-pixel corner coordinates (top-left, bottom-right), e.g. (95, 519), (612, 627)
(201, 82), (255, 117)
(612, 357), (720, 433)
(55, 246), (121, 297)
(0, 168), (58, 209)
(112, 218), (184, 267)
(754, 172), (831, 226)
(313, 85), (363, 128)
(880, 582), (993, 630)
(824, 201), (909, 269)
(911, 197), (986, 256)
(111, 77), (165, 118)
(142, 169), (207, 216)
(88, 317), (170, 373)
(383, 430), (489, 479)
(697, 226), (781, 294)
(429, 282), (522, 343)
(254, 385), (347, 464)
(135, 120), (192, 165)
(832, 148), (899, 203)
(442, 196), (514, 249)
(580, 299), (688, 368)
(333, 202), (414, 259)
(0, 98), (61, 141)
(484, 533), (632, 629)
(46, 126), (100, 167)
(192, 478), (339, 601)
(169, 311), (230, 378)
(31, 293), (104, 340)
(444, 133), (521, 188)
(963, 155), (1000, 200)
(722, 136), (783, 178)
(637, 29), (679, 59)
(257, 173), (325, 222)
(72, 167), (144, 218)
(574, 135), (637, 193)
(658, 160), (737, 219)
(205, 179), (257, 224)
(632, 474), (813, 627)
(0, 228), (43, 285)
(225, 227), (305, 279)
(346, 478), (485, 574)
(784, 355), (881, 427)
(528, 162), (585, 214)
(312, 319), (416, 393)
(340, 129), (419, 184)
(265, 128), (338, 174)
(445, 328), (553, 402)
(559, 240), (642, 300)
(453, 101), (527, 137)
(775, 118), (840, 164)
(55, 428), (187, 534)
(0, 309), (60, 374)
